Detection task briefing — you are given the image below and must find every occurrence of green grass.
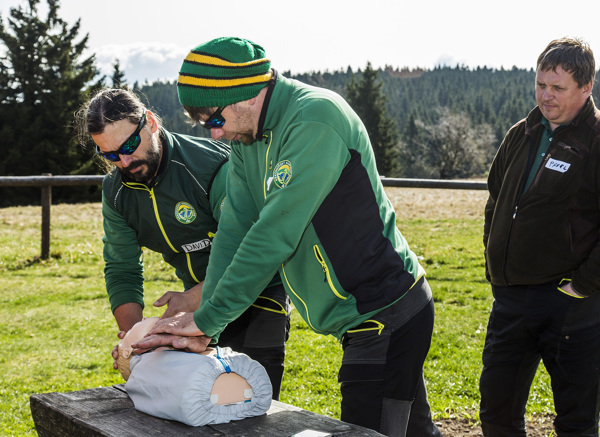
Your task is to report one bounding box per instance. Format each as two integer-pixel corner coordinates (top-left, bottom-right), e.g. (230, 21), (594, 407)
(0, 201), (553, 435)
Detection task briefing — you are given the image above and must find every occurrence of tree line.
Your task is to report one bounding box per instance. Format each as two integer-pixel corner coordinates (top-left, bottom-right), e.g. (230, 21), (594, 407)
(132, 65), (598, 180)
(2, 0), (600, 205)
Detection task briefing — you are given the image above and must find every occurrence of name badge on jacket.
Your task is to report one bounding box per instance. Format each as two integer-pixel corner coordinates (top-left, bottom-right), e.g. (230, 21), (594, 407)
(545, 158), (571, 173)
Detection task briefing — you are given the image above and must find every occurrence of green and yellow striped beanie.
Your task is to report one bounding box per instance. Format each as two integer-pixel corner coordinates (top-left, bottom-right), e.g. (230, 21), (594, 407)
(177, 37), (272, 108)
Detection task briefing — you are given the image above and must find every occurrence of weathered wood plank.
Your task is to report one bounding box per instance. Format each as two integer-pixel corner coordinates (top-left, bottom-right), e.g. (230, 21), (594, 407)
(30, 385), (382, 436)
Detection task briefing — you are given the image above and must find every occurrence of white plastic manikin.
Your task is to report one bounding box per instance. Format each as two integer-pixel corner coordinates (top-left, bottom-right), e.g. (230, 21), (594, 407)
(115, 317), (272, 426)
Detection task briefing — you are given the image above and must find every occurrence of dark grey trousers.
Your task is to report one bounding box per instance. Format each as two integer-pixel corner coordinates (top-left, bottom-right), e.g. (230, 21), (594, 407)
(339, 278), (442, 436)
(480, 281), (600, 437)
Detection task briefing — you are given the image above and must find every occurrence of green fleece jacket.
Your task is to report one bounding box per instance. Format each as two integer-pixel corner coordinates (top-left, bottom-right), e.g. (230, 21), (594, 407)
(102, 129), (229, 312)
(195, 73), (425, 340)
(484, 98), (600, 296)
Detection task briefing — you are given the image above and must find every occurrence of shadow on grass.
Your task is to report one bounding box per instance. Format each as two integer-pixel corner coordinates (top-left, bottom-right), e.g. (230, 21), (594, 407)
(5, 252), (63, 271)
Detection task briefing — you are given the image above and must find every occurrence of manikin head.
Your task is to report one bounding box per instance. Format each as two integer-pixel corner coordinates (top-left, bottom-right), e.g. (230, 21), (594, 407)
(117, 318), (253, 406)
(116, 317), (161, 380)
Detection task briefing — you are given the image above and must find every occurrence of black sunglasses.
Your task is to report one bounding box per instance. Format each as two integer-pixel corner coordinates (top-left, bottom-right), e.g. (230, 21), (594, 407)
(200, 106), (226, 130)
(96, 110), (147, 162)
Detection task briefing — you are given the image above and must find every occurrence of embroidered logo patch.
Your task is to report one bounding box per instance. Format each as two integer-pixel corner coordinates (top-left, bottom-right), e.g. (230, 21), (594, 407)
(273, 160), (292, 188)
(175, 201), (196, 224)
(545, 158), (571, 173)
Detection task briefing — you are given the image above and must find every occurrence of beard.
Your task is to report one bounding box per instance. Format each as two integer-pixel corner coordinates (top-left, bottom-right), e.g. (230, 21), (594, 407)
(120, 139), (161, 183)
(228, 106), (258, 145)
(238, 131), (257, 144)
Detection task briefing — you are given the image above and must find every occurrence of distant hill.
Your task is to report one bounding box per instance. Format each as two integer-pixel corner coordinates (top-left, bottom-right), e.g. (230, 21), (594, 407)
(287, 65), (542, 142)
(134, 65), (600, 151)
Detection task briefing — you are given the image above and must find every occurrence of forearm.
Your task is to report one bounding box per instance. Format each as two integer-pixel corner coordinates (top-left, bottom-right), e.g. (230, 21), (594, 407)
(102, 194), (145, 311)
(113, 302), (143, 332)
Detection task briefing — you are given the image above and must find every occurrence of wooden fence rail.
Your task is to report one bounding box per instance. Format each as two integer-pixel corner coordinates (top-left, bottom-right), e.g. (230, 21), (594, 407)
(0, 174), (487, 259)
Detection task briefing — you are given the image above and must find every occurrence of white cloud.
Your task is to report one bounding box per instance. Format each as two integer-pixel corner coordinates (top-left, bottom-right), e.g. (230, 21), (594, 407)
(92, 42), (189, 85)
(4, 0), (599, 83)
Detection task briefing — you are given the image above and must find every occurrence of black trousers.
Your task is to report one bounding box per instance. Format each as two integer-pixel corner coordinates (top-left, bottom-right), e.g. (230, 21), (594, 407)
(339, 278), (442, 436)
(217, 284), (290, 400)
(480, 281), (600, 437)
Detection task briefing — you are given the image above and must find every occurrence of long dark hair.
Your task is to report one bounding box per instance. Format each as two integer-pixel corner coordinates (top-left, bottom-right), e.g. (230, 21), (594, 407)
(75, 88), (162, 171)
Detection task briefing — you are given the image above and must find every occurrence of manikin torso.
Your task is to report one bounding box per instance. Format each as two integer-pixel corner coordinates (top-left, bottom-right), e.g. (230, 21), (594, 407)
(117, 317), (252, 405)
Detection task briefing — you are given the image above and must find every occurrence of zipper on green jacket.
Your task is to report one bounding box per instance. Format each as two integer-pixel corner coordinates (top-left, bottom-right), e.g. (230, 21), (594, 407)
(281, 264), (327, 334)
(263, 131), (273, 199)
(123, 182), (200, 283)
(313, 245), (347, 300)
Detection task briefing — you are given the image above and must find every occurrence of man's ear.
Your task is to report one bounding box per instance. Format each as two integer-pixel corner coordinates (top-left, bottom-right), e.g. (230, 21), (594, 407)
(146, 110), (159, 133)
(581, 80), (594, 96)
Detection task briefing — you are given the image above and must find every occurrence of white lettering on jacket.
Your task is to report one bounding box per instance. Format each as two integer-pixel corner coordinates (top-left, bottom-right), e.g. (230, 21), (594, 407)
(181, 239), (211, 253)
(545, 158), (571, 173)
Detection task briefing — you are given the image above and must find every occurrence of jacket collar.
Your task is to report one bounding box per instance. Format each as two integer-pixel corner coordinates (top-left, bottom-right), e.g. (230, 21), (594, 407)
(255, 70), (301, 143)
(526, 96), (596, 135)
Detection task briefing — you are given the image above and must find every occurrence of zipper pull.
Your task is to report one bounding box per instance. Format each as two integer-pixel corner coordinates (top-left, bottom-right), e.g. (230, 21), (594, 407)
(512, 205), (518, 219)
(543, 153), (551, 164)
(314, 246), (328, 282)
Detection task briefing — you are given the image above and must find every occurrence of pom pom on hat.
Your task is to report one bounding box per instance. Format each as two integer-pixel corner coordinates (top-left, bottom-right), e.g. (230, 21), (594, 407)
(177, 37), (272, 108)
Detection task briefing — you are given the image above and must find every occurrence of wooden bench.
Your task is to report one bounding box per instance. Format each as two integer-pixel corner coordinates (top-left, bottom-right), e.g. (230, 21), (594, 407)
(30, 384), (383, 436)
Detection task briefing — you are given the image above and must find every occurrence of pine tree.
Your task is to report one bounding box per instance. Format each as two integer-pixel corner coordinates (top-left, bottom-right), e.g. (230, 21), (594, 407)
(111, 59), (127, 89)
(346, 62), (399, 177)
(0, 0), (101, 204)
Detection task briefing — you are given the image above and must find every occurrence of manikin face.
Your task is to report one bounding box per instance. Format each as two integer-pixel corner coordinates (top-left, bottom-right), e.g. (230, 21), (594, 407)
(535, 65), (592, 131)
(116, 317), (160, 380)
(92, 111), (161, 183)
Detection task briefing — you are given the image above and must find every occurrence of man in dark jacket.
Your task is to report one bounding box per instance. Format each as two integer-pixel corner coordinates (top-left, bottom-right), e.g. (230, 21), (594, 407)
(77, 88), (289, 399)
(481, 37), (600, 436)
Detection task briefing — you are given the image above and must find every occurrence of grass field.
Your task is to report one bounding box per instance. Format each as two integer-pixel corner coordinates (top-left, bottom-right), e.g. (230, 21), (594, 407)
(0, 187), (554, 435)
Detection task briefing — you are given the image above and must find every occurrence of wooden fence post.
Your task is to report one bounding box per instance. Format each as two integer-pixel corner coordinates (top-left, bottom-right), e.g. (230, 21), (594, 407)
(41, 173), (52, 260)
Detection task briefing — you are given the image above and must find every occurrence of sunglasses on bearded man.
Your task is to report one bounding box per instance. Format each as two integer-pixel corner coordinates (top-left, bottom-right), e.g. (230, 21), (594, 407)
(96, 110), (147, 162)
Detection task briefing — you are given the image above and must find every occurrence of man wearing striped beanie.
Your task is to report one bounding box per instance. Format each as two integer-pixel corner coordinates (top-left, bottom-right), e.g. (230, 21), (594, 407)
(177, 36), (272, 116)
(137, 36), (441, 437)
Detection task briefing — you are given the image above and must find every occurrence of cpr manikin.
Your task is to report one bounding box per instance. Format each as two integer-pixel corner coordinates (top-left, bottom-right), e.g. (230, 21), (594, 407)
(116, 317), (272, 426)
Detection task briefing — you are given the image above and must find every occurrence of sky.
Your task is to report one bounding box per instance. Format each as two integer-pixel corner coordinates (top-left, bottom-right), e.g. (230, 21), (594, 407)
(1, 0), (600, 85)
